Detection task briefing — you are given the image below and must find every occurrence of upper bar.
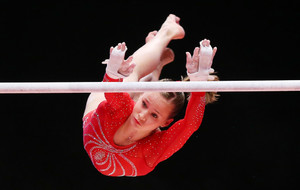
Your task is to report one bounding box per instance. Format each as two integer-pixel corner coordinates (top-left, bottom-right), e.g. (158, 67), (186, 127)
(0, 81), (300, 94)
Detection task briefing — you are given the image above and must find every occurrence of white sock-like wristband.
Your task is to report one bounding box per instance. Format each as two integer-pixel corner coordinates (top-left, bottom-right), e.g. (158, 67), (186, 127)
(187, 40), (214, 81)
(198, 40), (213, 69)
(104, 47), (127, 79)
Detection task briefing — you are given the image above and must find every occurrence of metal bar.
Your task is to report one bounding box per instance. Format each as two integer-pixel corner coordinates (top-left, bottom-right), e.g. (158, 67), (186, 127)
(0, 81), (299, 94)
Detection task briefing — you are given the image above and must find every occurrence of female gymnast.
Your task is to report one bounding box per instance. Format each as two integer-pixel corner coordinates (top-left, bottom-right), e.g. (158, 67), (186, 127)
(82, 14), (218, 176)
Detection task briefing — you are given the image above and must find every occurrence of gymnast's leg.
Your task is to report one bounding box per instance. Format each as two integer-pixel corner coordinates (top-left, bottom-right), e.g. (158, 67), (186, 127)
(138, 31), (175, 82)
(83, 14), (185, 117)
(128, 30), (176, 101)
(124, 14), (184, 82)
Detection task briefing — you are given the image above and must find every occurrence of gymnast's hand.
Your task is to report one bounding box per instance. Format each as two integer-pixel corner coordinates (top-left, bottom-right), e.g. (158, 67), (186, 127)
(104, 42), (136, 79)
(186, 39), (217, 81)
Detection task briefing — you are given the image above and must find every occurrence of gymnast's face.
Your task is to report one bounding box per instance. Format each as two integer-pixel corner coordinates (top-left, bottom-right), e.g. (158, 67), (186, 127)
(129, 92), (174, 132)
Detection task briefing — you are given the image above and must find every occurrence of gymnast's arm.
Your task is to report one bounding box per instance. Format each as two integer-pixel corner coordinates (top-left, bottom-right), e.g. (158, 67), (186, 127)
(83, 42), (135, 117)
(144, 39), (218, 166)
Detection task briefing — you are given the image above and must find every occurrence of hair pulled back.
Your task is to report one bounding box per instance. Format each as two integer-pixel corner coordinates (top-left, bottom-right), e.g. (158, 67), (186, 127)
(159, 75), (219, 118)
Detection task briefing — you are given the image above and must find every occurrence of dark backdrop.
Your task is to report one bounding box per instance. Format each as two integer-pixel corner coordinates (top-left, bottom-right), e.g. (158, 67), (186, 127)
(1, 1), (299, 189)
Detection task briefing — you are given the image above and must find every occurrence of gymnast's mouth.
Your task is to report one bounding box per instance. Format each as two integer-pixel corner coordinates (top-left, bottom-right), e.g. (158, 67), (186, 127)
(134, 117), (141, 126)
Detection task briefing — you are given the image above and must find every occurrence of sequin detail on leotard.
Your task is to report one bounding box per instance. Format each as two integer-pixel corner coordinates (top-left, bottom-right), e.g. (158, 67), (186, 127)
(83, 74), (207, 176)
(84, 112), (137, 176)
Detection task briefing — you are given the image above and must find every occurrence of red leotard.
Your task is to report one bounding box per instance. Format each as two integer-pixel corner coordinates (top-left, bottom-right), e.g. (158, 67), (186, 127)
(83, 74), (206, 176)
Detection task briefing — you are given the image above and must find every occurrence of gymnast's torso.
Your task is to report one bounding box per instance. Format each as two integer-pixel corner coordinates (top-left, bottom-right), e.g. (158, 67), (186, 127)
(83, 89), (206, 176)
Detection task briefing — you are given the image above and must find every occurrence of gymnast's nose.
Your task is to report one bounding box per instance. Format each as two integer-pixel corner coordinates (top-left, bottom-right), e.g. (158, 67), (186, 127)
(138, 112), (146, 122)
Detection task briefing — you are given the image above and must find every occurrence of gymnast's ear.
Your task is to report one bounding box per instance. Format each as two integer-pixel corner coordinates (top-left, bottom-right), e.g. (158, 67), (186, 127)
(161, 118), (174, 128)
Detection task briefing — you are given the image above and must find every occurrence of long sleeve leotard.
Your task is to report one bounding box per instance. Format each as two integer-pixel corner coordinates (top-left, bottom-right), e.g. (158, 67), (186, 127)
(83, 74), (206, 176)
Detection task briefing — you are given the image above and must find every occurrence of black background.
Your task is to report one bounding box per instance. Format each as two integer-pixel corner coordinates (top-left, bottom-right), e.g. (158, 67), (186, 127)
(1, 1), (299, 189)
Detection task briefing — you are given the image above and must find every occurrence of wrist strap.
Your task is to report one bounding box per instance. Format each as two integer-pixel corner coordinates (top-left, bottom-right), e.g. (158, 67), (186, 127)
(187, 71), (209, 81)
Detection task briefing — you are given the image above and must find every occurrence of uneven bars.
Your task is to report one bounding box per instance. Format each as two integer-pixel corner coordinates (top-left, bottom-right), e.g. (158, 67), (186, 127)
(0, 81), (300, 94)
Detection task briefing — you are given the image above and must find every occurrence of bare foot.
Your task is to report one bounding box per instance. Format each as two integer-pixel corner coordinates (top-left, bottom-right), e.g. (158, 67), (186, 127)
(159, 14), (185, 40)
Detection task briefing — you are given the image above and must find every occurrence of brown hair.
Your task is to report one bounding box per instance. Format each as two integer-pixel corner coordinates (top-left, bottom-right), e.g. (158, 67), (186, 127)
(182, 74), (220, 105)
(160, 75), (220, 118)
(159, 79), (186, 119)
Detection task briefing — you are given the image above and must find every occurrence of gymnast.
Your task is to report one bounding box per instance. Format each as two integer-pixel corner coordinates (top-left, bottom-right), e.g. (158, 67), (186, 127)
(82, 14), (218, 176)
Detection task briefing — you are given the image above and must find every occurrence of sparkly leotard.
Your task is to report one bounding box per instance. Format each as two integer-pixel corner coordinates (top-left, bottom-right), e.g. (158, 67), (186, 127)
(83, 74), (206, 176)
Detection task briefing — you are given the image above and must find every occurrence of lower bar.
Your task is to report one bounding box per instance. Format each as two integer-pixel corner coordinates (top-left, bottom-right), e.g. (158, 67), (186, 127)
(0, 80), (300, 94)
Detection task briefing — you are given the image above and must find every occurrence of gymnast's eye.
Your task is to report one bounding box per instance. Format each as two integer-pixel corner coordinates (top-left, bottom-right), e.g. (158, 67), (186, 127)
(151, 113), (158, 118)
(142, 100), (147, 108)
